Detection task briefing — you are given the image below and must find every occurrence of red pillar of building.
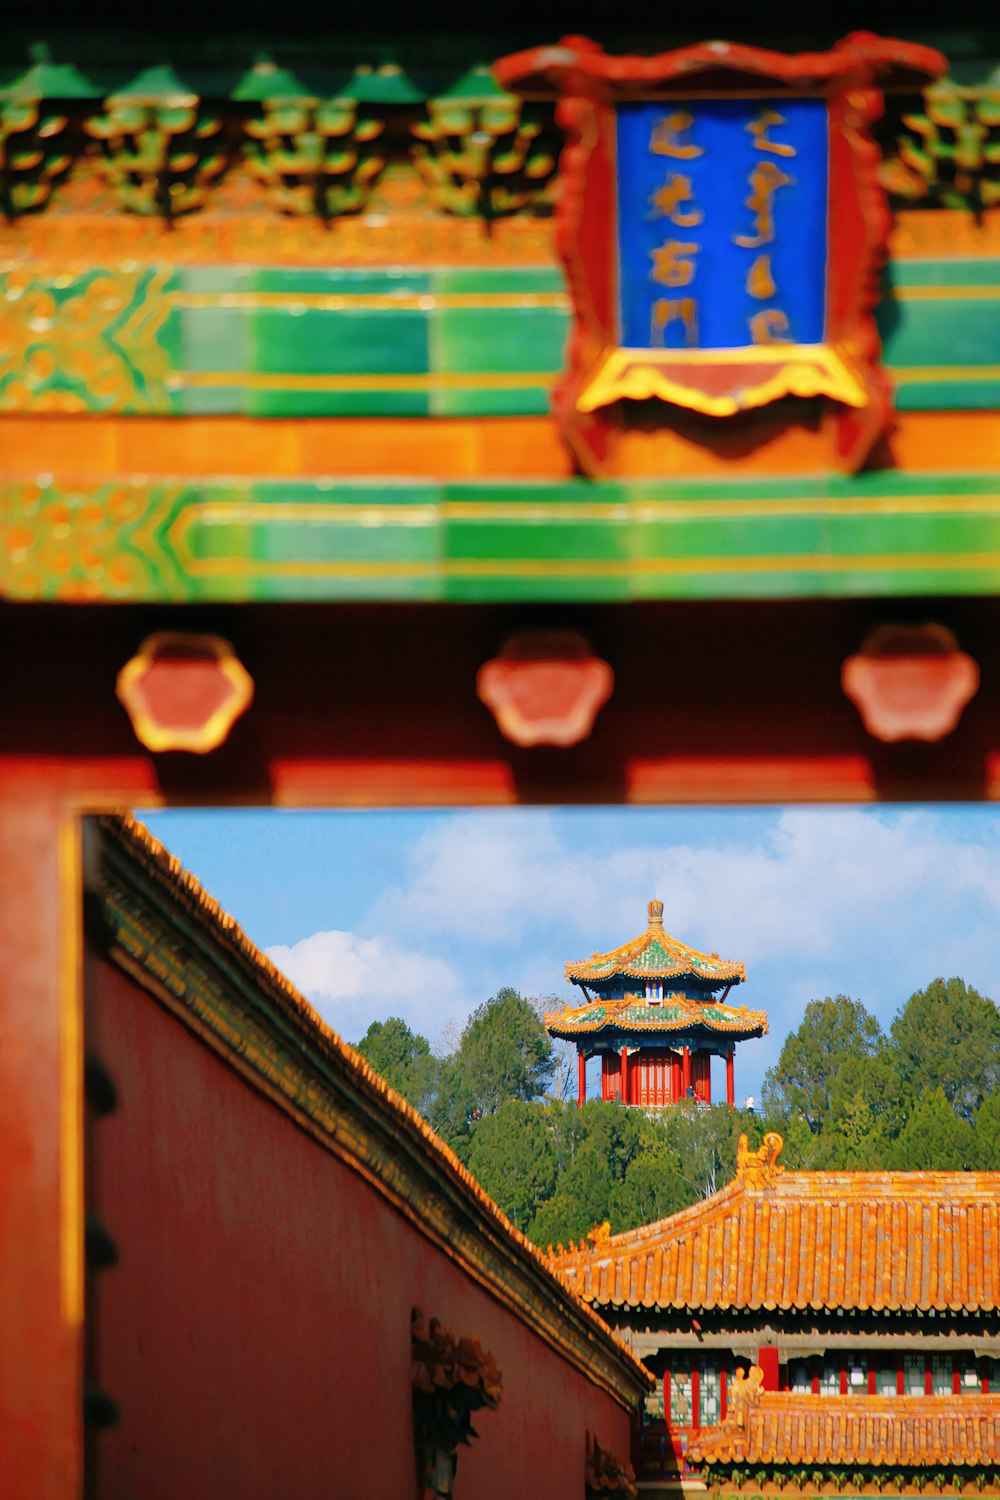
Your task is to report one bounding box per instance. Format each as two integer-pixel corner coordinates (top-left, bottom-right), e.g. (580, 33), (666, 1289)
(758, 1347), (780, 1391)
(681, 1046), (691, 1096)
(726, 1050), (735, 1107)
(578, 1050), (586, 1109)
(620, 1047), (630, 1106)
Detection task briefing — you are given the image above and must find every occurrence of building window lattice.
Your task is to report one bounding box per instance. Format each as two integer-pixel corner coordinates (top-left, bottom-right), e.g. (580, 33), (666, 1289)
(669, 1369), (692, 1426)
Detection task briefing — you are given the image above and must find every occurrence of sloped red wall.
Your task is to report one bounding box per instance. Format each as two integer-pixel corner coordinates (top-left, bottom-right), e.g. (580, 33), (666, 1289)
(85, 954), (632, 1500)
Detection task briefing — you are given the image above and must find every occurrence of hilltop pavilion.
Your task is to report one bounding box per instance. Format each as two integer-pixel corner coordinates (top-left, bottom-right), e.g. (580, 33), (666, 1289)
(545, 900), (767, 1109)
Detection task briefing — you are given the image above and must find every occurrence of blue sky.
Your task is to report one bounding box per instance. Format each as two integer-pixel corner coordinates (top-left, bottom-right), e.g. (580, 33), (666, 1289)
(137, 805), (1000, 1101)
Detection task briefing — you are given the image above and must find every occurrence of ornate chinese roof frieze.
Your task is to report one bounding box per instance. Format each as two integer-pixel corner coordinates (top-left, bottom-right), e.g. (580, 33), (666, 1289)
(84, 813), (652, 1415)
(544, 996), (768, 1042)
(0, 52), (559, 225)
(0, 40), (996, 224)
(549, 1133), (1000, 1314)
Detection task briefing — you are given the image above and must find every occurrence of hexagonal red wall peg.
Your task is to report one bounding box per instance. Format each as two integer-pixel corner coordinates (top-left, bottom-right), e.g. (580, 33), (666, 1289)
(841, 623), (979, 744)
(476, 632), (613, 748)
(116, 632), (254, 753)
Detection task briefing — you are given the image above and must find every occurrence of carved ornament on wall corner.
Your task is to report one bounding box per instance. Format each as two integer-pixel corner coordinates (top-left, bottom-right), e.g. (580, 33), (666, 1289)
(116, 631), (254, 753)
(477, 631), (613, 748)
(841, 622), (979, 742)
(412, 1308), (502, 1500)
(586, 1433), (638, 1499)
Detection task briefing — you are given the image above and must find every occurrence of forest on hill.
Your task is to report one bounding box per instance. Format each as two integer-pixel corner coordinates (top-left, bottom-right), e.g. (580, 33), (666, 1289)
(355, 978), (1000, 1249)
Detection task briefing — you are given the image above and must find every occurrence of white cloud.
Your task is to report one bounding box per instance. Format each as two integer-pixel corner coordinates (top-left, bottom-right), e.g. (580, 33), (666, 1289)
(362, 807), (1000, 1092)
(264, 929), (469, 1047)
(371, 812), (600, 945)
(263, 806), (1000, 1095)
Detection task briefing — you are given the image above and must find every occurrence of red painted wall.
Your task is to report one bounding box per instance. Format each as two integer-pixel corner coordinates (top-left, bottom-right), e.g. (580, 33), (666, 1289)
(0, 794), (81, 1500)
(85, 955), (632, 1500)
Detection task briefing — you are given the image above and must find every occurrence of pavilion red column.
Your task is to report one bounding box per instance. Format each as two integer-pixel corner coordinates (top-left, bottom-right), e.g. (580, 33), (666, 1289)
(620, 1047), (630, 1105)
(726, 1051), (735, 1107)
(681, 1047), (691, 1096)
(577, 1050), (586, 1109)
(758, 1347), (780, 1391)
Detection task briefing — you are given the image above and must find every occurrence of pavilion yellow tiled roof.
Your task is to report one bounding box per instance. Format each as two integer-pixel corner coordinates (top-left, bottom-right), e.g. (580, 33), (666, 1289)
(565, 899), (746, 990)
(543, 993), (767, 1039)
(689, 1383), (1000, 1469)
(549, 1134), (1000, 1313)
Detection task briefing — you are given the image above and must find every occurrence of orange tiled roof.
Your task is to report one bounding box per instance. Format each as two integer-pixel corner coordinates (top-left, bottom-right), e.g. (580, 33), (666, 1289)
(565, 899), (746, 989)
(549, 1134), (1000, 1312)
(689, 1385), (1000, 1469)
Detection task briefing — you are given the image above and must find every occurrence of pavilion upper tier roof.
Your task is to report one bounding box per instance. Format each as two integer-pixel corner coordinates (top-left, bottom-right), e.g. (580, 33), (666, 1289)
(549, 1133), (1000, 1313)
(688, 1378), (1000, 1469)
(543, 993), (767, 1042)
(565, 900), (746, 990)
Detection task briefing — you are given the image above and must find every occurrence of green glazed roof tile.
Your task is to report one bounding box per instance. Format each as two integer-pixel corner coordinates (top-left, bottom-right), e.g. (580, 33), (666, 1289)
(4, 51), (99, 99)
(439, 64), (512, 101)
(338, 65), (424, 105)
(111, 65), (197, 102)
(232, 59), (313, 102)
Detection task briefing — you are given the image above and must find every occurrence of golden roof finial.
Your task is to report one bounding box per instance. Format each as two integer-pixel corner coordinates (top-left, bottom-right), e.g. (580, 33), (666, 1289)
(647, 897), (664, 929)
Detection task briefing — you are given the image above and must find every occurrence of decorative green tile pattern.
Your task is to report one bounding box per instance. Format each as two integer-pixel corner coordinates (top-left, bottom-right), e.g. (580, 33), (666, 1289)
(0, 265), (178, 413)
(3, 260), (999, 417)
(6, 471), (1000, 603)
(546, 1001), (762, 1036)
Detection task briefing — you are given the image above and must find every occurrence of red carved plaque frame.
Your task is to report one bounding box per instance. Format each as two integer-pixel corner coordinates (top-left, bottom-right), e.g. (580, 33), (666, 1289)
(496, 33), (945, 476)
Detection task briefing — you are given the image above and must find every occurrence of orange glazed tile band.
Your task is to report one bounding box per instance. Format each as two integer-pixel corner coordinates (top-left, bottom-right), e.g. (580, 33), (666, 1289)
(689, 1389), (1000, 1466)
(551, 1133), (1000, 1313)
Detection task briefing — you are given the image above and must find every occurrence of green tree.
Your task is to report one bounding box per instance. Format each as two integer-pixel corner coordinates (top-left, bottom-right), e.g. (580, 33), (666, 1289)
(528, 1100), (644, 1248)
(890, 1086), (976, 1170)
(610, 1134), (686, 1229)
(453, 987), (555, 1119)
(889, 978), (1000, 1121)
(425, 1058), (477, 1159)
(814, 1091), (888, 1169)
(761, 996), (885, 1132)
(355, 1017), (438, 1114)
(661, 1104), (760, 1199)
(466, 1100), (558, 1231)
(813, 1053), (906, 1169)
(973, 1092), (1000, 1168)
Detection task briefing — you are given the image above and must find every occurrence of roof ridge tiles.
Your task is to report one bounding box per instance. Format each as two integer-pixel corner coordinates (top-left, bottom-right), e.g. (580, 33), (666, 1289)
(551, 1136), (1000, 1314)
(690, 1389), (1000, 1469)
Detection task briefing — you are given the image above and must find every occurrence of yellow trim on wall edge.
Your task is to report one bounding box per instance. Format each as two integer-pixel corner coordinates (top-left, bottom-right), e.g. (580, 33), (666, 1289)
(58, 812), (83, 1332)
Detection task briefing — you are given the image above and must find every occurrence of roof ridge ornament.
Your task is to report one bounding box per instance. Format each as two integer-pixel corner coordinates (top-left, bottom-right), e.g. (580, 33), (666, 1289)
(727, 1364), (765, 1421)
(647, 897), (664, 929)
(587, 1219), (612, 1252)
(736, 1131), (784, 1190)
